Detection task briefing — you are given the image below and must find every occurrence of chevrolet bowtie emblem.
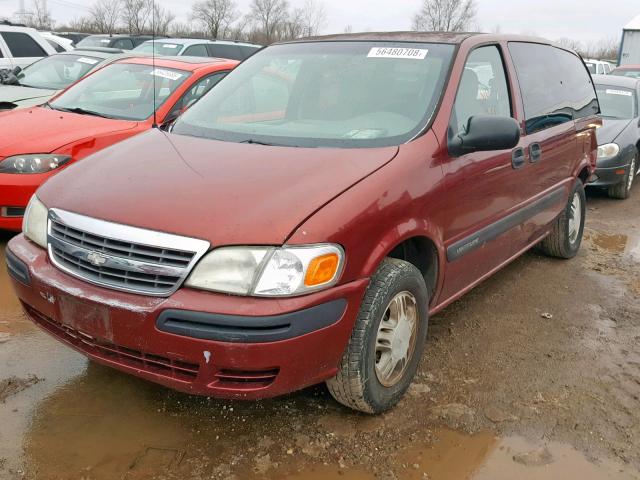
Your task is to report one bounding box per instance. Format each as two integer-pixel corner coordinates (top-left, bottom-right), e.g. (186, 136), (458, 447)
(86, 251), (107, 267)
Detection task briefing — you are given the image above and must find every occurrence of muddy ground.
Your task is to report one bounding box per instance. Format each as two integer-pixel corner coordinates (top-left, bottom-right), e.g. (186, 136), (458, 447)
(0, 187), (639, 480)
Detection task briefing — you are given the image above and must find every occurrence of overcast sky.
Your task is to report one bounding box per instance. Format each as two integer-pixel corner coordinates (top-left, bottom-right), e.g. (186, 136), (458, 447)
(0, 0), (637, 44)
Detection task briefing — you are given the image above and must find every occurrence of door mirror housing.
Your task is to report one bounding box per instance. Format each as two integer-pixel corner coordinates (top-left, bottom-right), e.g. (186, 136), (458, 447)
(449, 115), (521, 157)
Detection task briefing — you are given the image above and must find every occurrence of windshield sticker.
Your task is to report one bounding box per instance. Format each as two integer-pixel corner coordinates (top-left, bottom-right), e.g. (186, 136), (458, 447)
(605, 89), (632, 96)
(367, 47), (428, 60)
(77, 57), (99, 65)
(162, 44), (179, 49)
(100, 39), (110, 43)
(150, 69), (183, 81)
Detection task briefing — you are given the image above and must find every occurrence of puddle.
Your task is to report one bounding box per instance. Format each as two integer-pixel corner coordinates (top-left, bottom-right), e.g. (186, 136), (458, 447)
(588, 231), (640, 263)
(0, 239), (34, 337)
(590, 232), (628, 253)
(474, 435), (638, 480)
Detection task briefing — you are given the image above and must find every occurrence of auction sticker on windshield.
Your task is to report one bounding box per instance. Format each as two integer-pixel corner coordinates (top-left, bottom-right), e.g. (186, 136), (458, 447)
(162, 44), (179, 49)
(367, 47), (428, 59)
(150, 69), (183, 81)
(77, 57), (99, 65)
(605, 89), (632, 96)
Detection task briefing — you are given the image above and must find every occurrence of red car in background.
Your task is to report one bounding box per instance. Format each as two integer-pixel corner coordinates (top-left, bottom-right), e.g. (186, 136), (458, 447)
(610, 65), (640, 79)
(0, 56), (238, 231)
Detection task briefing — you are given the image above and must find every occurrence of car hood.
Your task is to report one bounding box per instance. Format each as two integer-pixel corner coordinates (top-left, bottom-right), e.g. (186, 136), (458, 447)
(0, 85), (56, 109)
(0, 107), (139, 157)
(596, 118), (633, 145)
(38, 129), (400, 245)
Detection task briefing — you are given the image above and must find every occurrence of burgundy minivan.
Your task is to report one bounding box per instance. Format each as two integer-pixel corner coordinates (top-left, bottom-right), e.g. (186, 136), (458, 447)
(7, 33), (599, 413)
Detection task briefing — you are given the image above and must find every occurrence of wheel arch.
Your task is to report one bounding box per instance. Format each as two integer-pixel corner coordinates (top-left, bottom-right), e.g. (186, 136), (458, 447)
(361, 227), (445, 306)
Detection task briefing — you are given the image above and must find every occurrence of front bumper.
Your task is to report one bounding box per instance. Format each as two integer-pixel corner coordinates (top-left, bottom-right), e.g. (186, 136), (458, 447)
(0, 172), (49, 231)
(589, 154), (632, 187)
(6, 235), (368, 399)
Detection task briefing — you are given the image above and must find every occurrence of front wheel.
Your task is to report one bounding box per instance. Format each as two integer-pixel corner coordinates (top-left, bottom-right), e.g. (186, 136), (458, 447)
(539, 179), (586, 259)
(608, 154), (637, 200)
(326, 258), (429, 414)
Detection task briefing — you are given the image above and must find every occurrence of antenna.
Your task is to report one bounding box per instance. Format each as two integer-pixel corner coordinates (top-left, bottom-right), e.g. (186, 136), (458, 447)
(151, 0), (158, 128)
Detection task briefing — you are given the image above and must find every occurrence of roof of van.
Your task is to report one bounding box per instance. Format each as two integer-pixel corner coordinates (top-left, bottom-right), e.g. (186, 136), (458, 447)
(284, 31), (556, 46)
(592, 74), (640, 88)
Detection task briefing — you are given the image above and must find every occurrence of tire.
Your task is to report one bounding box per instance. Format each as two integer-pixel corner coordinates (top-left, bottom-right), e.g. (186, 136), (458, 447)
(539, 179), (586, 259)
(608, 154), (637, 200)
(326, 258), (429, 414)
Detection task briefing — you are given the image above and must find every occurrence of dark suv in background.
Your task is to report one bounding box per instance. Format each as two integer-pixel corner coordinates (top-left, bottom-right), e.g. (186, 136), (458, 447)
(75, 34), (160, 50)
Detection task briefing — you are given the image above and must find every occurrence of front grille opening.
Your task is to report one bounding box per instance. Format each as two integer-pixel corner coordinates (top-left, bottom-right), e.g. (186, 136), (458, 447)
(46, 212), (208, 296)
(51, 221), (194, 267)
(214, 368), (279, 389)
(23, 303), (199, 382)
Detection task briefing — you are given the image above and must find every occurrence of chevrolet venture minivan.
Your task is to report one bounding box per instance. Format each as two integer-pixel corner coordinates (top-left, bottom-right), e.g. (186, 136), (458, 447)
(7, 33), (599, 413)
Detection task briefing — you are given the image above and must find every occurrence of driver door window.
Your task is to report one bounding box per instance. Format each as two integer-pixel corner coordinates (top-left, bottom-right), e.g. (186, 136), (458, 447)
(449, 45), (512, 139)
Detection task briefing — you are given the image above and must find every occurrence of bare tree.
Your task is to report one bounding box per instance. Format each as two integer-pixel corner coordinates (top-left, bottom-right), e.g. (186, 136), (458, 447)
(25, 0), (54, 30)
(169, 21), (193, 37)
(151, 1), (175, 35)
(121, 0), (153, 35)
(66, 16), (96, 32)
(249, 0), (289, 44)
(556, 37), (582, 52)
(89, 0), (121, 34)
(280, 7), (304, 40)
(190, 0), (238, 39)
(412, 0), (476, 32)
(225, 14), (251, 41)
(300, 0), (326, 37)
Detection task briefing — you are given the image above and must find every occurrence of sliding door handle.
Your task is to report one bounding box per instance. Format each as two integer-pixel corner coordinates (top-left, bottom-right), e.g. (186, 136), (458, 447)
(512, 147), (526, 169)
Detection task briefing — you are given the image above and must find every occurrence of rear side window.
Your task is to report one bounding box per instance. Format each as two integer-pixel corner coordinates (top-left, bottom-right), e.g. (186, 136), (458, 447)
(112, 38), (134, 50)
(1, 32), (47, 57)
(47, 39), (66, 53)
(184, 44), (209, 57)
(509, 42), (598, 133)
(208, 44), (244, 60)
(240, 46), (260, 59)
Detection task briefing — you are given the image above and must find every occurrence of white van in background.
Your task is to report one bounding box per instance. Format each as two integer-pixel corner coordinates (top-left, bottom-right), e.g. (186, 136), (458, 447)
(0, 23), (57, 69)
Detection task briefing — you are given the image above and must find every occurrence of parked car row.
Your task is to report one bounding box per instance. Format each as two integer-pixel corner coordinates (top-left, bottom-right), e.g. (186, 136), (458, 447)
(4, 32), (616, 415)
(0, 20), (261, 73)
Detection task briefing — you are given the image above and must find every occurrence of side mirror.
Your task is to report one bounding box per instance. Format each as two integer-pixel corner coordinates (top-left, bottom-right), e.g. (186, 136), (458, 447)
(449, 115), (521, 157)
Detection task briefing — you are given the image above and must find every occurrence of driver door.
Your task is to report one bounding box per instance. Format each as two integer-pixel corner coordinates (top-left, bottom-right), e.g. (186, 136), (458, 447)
(439, 44), (528, 302)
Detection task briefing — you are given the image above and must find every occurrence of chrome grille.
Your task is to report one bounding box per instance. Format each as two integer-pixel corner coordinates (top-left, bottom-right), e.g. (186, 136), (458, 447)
(47, 209), (210, 296)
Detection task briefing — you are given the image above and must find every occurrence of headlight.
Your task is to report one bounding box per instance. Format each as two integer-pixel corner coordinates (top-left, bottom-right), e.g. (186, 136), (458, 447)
(23, 195), (48, 248)
(0, 154), (71, 174)
(185, 244), (344, 297)
(597, 143), (619, 160)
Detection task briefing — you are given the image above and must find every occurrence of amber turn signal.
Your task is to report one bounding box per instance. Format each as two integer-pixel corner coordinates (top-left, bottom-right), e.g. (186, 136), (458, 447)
(304, 253), (340, 287)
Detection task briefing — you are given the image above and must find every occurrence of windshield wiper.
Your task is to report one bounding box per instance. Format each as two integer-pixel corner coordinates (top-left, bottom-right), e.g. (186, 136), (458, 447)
(239, 139), (295, 147)
(51, 106), (111, 118)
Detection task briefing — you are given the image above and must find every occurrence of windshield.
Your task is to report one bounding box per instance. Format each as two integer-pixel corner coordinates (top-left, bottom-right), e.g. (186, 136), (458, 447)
(17, 54), (101, 90)
(596, 85), (637, 119)
(172, 41), (455, 148)
(76, 36), (112, 48)
(49, 63), (190, 121)
(135, 42), (184, 55)
(614, 70), (640, 79)
(585, 63), (596, 74)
